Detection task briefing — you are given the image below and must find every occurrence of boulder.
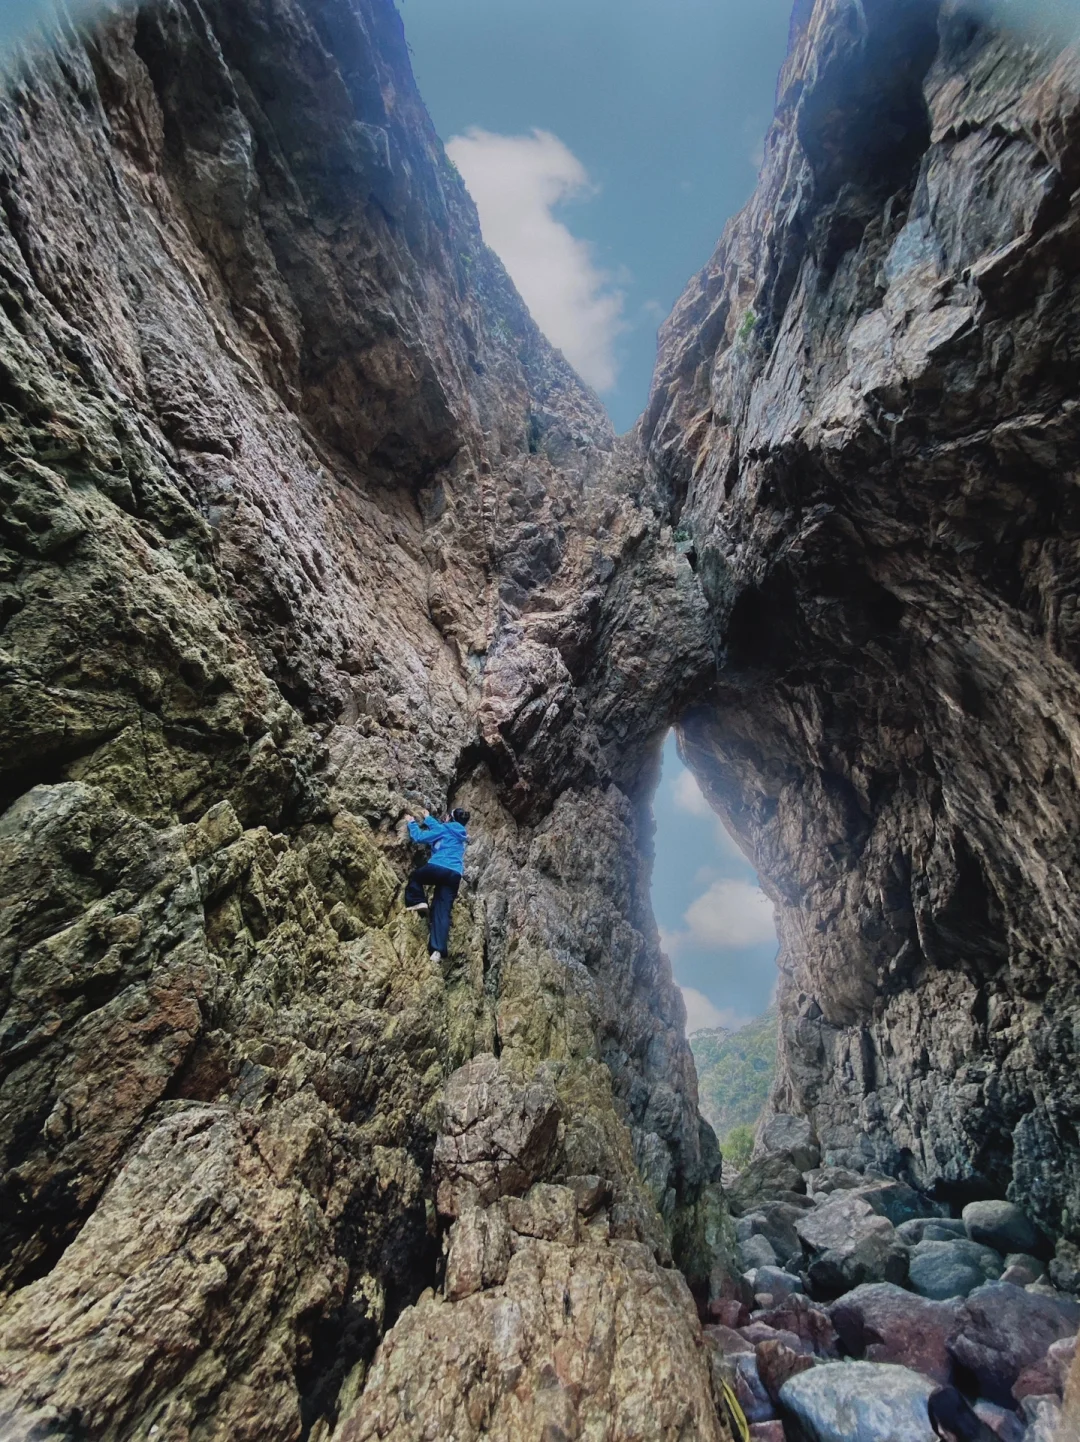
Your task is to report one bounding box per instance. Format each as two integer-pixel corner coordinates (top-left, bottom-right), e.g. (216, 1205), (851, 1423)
(728, 1153), (807, 1216)
(963, 1200), (1049, 1259)
(1000, 1252), (1045, 1287)
(949, 1281), (1080, 1406)
(1013, 1335), (1078, 1402)
(754, 1266), (804, 1303)
(855, 1179), (937, 1228)
(733, 1352), (775, 1424)
(908, 1238), (1004, 1300)
(778, 1361), (935, 1442)
(758, 1115), (821, 1173)
(740, 1233), (779, 1271)
(797, 1193), (908, 1300)
(736, 1203), (808, 1271)
(704, 1324), (754, 1356)
(804, 1166), (866, 1196)
(756, 1338), (816, 1403)
(754, 1295), (840, 1358)
(972, 1399), (1026, 1442)
(433, 1056), (560, 1216)
(506, 1183), (578, 1243)
(897, 1217), (967, 1246)
(829, 1282), (962, 1383)
(748, 1425), (785, 1442)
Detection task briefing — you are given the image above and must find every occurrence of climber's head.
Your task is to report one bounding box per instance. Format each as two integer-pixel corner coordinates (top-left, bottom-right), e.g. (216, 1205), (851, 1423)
(451, 807), (470, 827)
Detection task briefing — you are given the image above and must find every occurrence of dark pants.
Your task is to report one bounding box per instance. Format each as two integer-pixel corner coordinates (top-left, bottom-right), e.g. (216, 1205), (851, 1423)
(404, 863), (461, 954)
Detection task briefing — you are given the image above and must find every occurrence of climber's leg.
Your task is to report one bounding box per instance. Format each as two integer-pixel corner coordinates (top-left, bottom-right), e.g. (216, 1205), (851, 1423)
(404, 864), (437, 911)
(427, 870), (461, 956)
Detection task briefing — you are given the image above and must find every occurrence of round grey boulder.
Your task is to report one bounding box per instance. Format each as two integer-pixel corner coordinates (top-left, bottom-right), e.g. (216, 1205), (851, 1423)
(908, 1239), (1003, 1300)
(897, 1217), (967, 1246)
(779, 1361), (935, 1442)
(962, 1200), (1048, 1258)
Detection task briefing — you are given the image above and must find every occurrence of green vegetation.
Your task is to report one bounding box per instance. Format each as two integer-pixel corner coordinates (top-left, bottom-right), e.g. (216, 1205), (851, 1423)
(736, 308), (757, 344)
(690, 1007), (777, 1158)
(722, 1123), (755, 1170)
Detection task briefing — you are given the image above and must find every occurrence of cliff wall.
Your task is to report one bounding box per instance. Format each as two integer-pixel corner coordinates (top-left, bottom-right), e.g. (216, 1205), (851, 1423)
(2, 0), (1080, 1435)
(647, 0), (1080, 1247)
(0, 2), (727, 1436)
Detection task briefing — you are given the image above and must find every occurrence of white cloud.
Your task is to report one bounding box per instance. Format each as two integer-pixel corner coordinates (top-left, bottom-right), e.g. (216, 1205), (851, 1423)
(674, 767), (712, 818)
(679, 986), (753, 1036)
(446, 127), (624, 392)
(672, 767), (748, 863)
(684, 879), (776, 950)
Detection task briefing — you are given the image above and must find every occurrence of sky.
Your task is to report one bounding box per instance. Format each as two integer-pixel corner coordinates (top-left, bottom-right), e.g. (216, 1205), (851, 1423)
(399, 0), (795, 431)
(652, 733), (778, 1034)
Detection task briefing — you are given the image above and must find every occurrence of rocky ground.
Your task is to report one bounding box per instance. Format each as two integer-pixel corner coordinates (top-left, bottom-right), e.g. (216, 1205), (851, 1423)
(712, 1114), (1079, 1441)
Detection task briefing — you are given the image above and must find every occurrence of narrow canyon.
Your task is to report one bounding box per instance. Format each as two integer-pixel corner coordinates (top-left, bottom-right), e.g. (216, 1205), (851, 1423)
(0, 0), (1079, 1437)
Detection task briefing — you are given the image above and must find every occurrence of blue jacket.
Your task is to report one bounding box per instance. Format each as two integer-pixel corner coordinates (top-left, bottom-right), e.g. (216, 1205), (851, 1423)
(408, 817), (468, 876)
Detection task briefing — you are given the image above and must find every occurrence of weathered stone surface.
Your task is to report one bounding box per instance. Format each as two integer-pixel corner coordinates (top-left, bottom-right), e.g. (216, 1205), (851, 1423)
(4, 0), (1080, 1430)
(754, 1266), (804, 1304)
(506, 1183), (579, 1243)
(339, 1240), (730, 1441)
(779, 1361), (936, 1442)
(1012, 1335), (1078, 1403)
(949, 1281), (1080, 1406)
(444, 1204), (513, 1302)
(736, 1201), (810, 1272)
(0, 1107), (350, 1439)
(647, 0), (1080, 1250)
(727, 1151), (807, 1216)
(753, 1295), (839, 1360)
(0, 0), (726, 1431)
(1001, 1252), (1046, 1287)
(741, 1233), (779, 1272)
(433, 1056), (561, 1216)
(830, 1282), (961, 1384)
(797, 1192), (909, 1299)
(898, 1218), (968, 1247)
(757, 1113), (820, 1173)
(908, 1238), (1004, 1300)
(755, 1337), (816, 1404)
(964, 1200), (1049, 1259)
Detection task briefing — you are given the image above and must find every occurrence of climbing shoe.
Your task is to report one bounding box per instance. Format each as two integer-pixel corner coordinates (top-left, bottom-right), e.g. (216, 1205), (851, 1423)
(404, 903), (428, 913)
(430, 950), (442, 963)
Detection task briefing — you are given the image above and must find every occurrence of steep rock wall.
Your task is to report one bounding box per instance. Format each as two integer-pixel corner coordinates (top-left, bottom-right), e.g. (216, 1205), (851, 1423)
(0, 2), (729, 1437)
(647, 0), (1080, 1244)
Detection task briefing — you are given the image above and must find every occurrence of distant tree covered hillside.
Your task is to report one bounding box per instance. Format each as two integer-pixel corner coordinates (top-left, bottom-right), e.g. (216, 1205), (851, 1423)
(690, 1008), (777, 1149)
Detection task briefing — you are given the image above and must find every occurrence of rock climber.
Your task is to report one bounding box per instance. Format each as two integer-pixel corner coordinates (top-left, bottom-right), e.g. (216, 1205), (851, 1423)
(403, 807), (470, 962)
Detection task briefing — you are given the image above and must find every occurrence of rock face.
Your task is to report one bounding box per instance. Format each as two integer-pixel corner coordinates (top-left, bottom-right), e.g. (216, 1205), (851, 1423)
(647, 0), (1080, 1243)
(3, 0), (1080, 1434)
(0, 0), (727, 1436)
